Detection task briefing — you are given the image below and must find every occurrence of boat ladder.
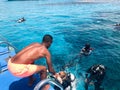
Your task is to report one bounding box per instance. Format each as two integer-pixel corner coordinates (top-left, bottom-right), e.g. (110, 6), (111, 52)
(34, 79), (63, 90)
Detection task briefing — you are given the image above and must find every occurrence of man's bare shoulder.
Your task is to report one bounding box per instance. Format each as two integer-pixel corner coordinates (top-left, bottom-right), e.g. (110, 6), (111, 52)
(30, 42), (41, 46)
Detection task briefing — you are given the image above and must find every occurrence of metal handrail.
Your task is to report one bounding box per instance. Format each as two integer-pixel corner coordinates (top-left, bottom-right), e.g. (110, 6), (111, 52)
(0, 41), (17, 50)
(0, 67), (8, 73)
(0, 51), (10, 55)
(0, 41), (17, 56)
(0, 36), (17, 73)
(34, 79), (63, 90)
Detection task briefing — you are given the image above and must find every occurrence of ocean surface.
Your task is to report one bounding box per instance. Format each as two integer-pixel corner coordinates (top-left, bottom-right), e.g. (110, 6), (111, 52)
(0, 0), (120, 90)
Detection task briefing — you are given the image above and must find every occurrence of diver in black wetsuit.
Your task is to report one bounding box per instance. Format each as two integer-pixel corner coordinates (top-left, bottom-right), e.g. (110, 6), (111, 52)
(17, 17), (26, 23)
(85, 64), (106, 90)
(80, 43), (93, 56)
(114, 23), (120, 30)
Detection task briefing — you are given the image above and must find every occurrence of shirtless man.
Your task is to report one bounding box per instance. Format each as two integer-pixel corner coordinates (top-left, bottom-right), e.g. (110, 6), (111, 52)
(8, 34), (56, 87)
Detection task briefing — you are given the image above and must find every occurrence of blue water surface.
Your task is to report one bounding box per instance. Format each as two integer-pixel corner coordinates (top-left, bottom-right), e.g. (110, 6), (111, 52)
(0, 0), (120, 90)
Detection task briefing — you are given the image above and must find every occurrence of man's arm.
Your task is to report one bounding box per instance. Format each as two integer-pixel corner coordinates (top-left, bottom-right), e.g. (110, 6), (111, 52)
(45, 51), (56, 75)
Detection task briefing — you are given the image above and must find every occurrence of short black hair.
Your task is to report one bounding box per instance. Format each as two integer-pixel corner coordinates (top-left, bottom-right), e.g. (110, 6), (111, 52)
(42, 34), (53, 43)
(85, 43), (90, 48)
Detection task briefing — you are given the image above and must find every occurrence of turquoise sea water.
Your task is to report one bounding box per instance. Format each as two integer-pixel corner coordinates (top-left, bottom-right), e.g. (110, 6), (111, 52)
(0, 0), (120, 90)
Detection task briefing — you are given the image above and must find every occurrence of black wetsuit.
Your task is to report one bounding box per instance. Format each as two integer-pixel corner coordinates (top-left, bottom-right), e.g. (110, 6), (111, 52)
(85, 64), (106, 90)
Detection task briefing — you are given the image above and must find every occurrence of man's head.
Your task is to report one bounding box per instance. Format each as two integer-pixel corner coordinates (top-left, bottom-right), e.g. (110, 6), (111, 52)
(42, 34), (53, 48)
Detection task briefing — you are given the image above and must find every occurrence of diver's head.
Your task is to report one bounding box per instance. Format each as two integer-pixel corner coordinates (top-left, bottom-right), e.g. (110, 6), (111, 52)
(99, 64), (105, 71)
(42, 34), (53, 48)
(85, 43), (90, 50)
(59, 71), (67, 80)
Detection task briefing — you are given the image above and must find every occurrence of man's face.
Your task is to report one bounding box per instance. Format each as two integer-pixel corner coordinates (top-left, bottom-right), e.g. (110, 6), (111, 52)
(47, 41), (52, 48)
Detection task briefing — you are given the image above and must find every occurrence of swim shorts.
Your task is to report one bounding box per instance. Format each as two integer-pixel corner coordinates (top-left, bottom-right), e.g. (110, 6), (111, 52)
(7, 59), (37, 77)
